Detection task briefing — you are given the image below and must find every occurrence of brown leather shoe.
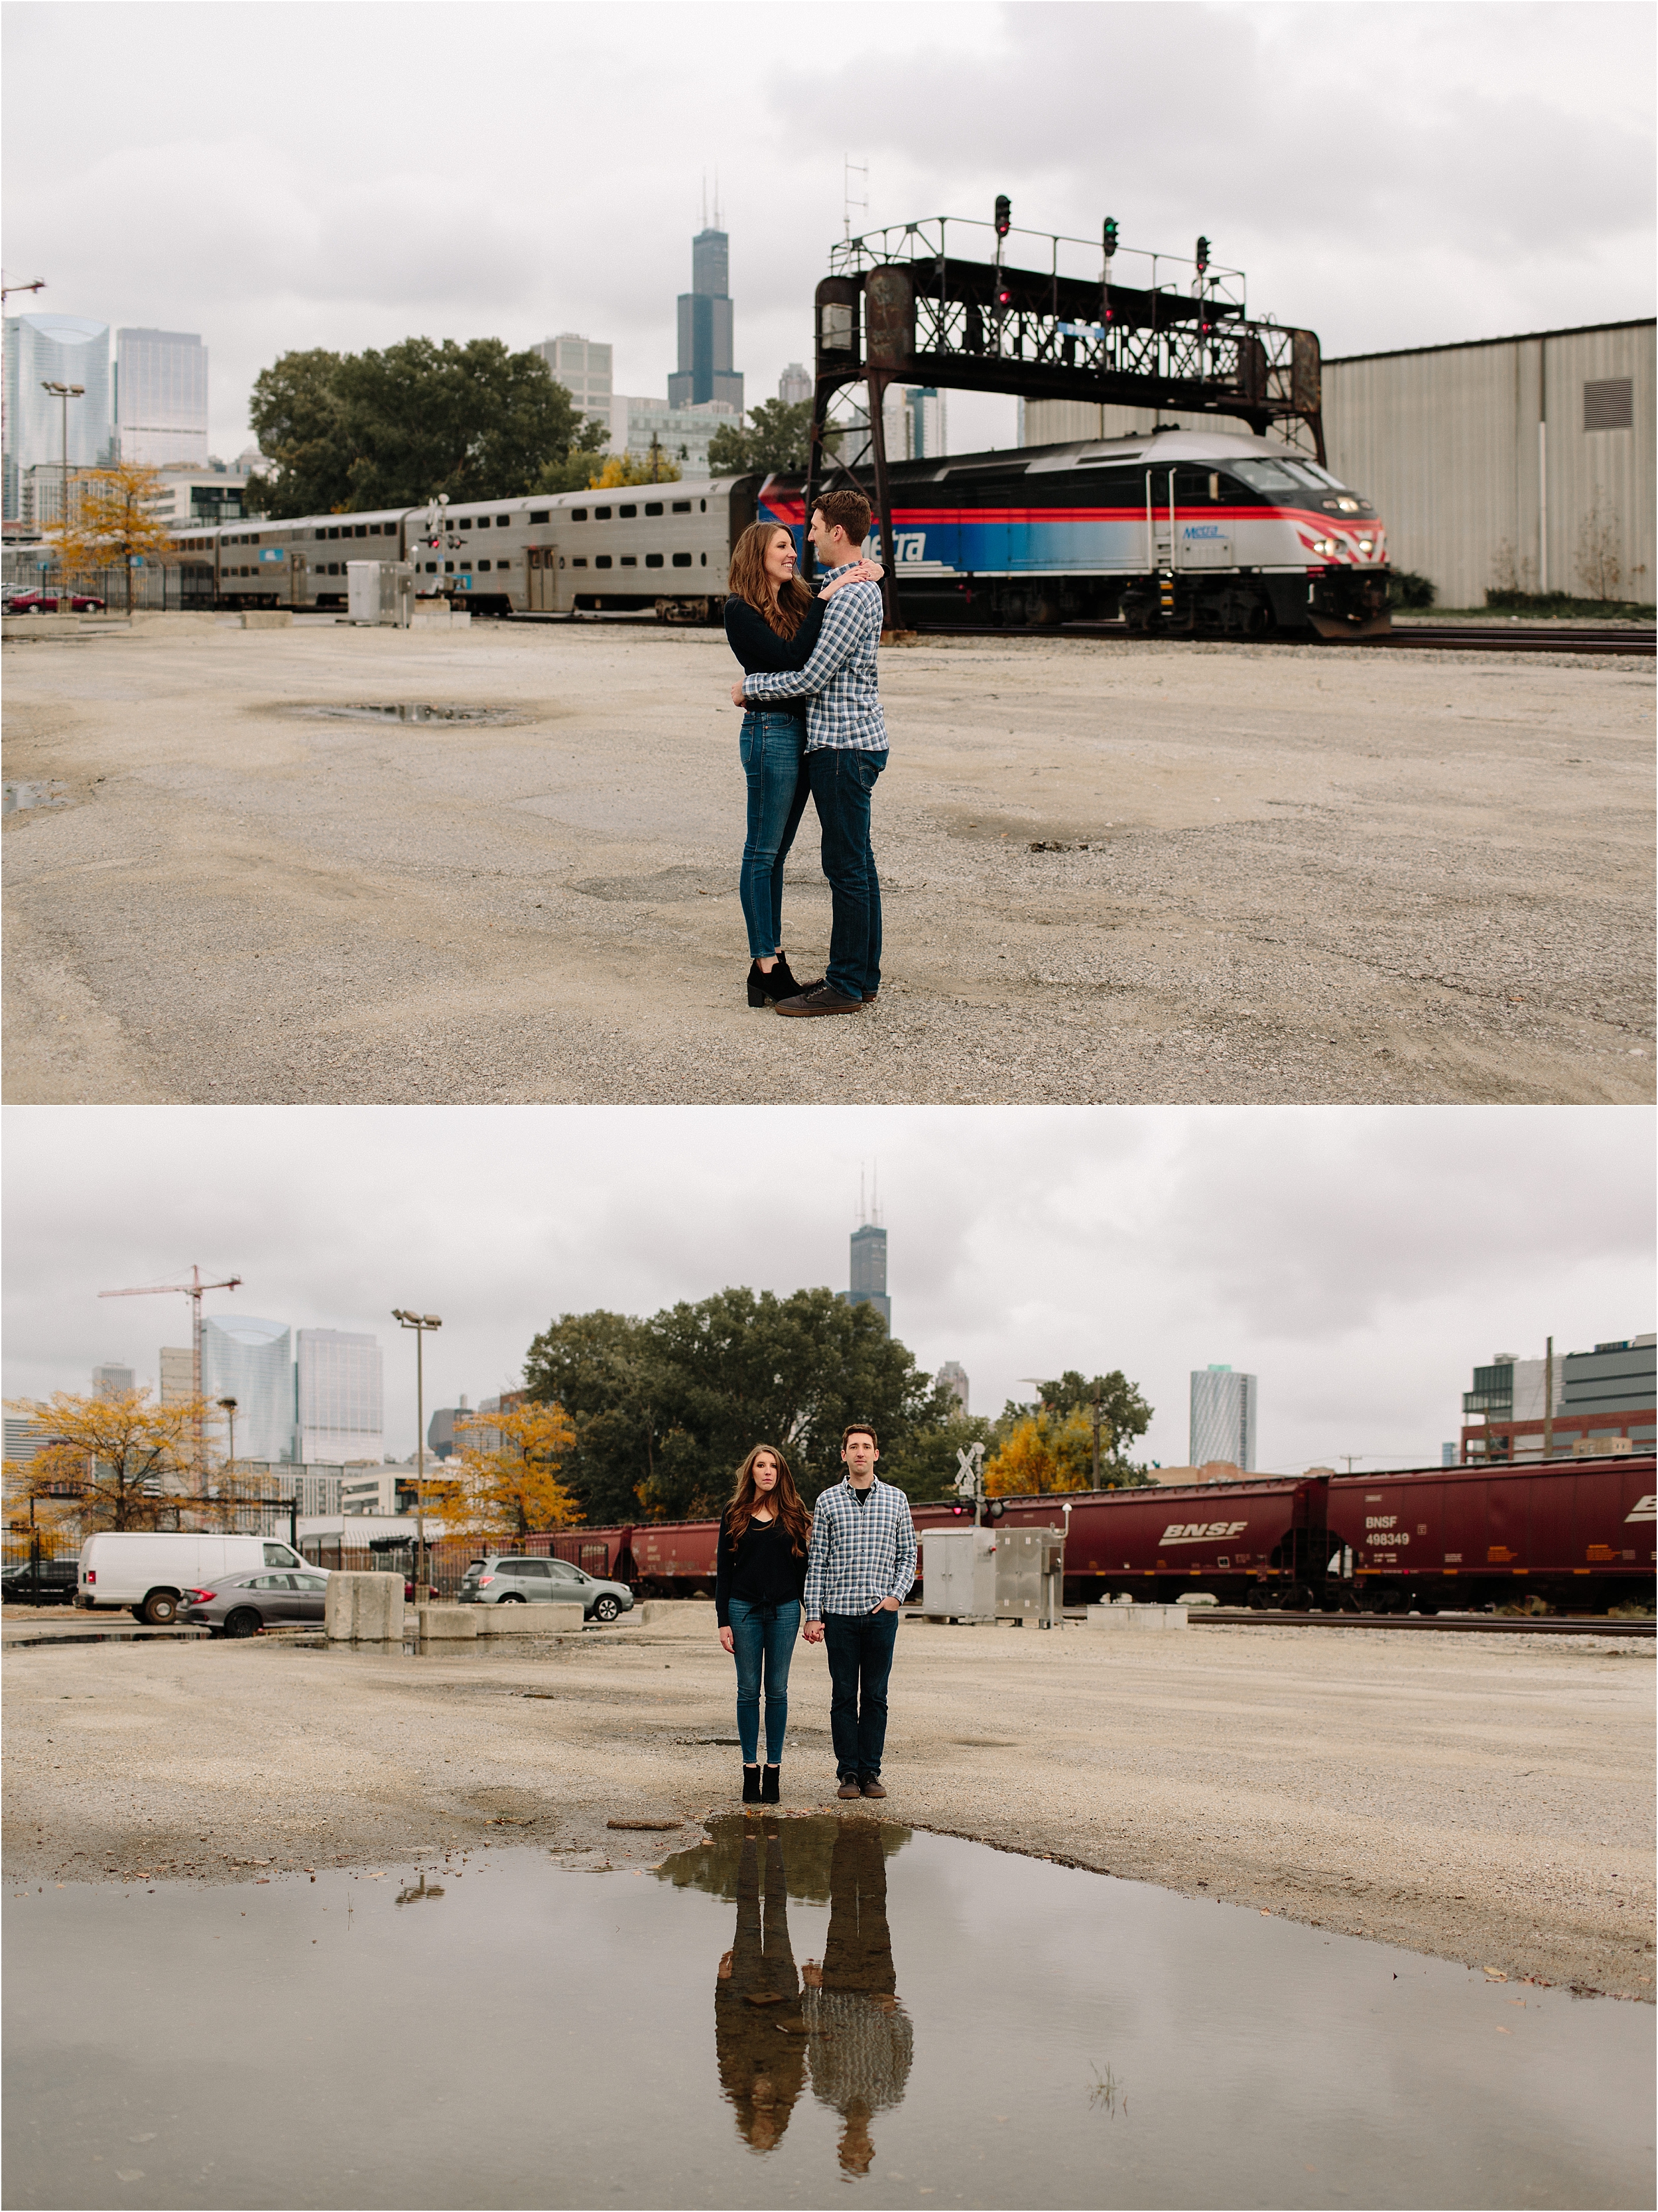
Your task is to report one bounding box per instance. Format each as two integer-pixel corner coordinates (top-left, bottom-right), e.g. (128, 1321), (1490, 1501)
(777, 984), (863, 1018)
(837, 1778), (863, 1800)
(860, 1778), (887, 1799)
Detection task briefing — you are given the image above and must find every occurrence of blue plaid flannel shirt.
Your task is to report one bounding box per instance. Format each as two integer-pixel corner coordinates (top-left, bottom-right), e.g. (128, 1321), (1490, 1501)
(803, 1477), (917, 1620)
(740, 564), (888, 753)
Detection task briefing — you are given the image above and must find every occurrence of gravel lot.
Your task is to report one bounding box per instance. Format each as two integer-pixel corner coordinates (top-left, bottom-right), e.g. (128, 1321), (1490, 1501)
(4, 617), (1651, 1104)
(5, 1612), (1651, 1998)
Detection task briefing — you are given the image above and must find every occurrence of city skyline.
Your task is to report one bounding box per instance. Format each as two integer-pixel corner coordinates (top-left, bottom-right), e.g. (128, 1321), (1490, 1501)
(4, 5), (1648, 465)
(4, 1104), (1649, 1476)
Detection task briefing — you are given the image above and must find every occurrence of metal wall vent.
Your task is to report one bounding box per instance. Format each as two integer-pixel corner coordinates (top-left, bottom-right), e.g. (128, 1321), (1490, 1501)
(1583, 378), (1633, 432)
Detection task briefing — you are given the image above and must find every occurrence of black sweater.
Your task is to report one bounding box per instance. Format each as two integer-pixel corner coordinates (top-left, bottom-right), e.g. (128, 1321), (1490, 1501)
(724, 594), (824, 696)
(714, 1509), (809, 1624)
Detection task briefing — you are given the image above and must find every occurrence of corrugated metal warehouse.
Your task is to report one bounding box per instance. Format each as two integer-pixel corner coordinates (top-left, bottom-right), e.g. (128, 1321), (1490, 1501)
(1021, 316), (1654, 610)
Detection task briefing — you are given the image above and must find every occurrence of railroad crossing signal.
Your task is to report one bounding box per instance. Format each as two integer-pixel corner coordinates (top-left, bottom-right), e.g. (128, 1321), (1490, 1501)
(1195, 233), (1211, 275)
(993, 194), (1011, 238)
(1102, 217), (1119, 258)
(954, 1441), (986, 1498)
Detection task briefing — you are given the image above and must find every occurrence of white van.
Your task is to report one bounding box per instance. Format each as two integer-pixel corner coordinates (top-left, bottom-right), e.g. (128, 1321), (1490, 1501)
(78, 1532), (312, 1625)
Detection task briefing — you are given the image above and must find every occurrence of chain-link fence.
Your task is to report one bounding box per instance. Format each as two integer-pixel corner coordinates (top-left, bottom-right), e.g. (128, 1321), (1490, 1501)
(2, 558), (216, 611)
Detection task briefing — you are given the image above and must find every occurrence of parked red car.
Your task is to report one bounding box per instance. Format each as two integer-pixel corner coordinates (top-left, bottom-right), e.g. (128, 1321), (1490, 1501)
(3, 588), (106, 614)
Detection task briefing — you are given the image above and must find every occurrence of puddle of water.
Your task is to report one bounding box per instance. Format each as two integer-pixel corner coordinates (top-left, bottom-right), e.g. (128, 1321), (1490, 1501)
(295, 702), (510, 724)
(3, 779), (71, 814)
(3, 1817), (1650, 2211)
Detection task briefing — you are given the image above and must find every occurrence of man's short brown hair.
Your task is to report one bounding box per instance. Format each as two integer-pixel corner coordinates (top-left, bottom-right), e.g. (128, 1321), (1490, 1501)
(814, 488), (872, 548)
(842, 1422), (879, 1449)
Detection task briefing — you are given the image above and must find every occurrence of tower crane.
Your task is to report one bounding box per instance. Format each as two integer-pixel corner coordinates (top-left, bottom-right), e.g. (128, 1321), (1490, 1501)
(99, 1265), (242, 1482)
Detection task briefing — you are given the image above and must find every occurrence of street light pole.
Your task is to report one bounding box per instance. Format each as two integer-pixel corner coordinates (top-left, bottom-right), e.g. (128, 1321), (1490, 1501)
(40, 378), (84, 554)
(393, 1309), (442, 1601)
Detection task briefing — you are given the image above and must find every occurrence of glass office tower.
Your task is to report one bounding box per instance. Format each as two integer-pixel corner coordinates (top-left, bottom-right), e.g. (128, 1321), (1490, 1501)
(296, 1328), (384, 1464)
(200, 1315), (294, 1463)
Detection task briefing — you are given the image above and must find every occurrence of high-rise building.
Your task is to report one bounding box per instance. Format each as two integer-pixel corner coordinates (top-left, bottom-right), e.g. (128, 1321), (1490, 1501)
(295, 1328), (384, 1464)
(159, 1346), (194, 1405)
(1190, 1366), (1257, 1470)
(848, 1222), (890, 1333)
(778, 362), (812, 406)
(200, 1315), (294, 1464)
(1460, 1334), (1655, 1463)
(936, 1362), (969, 1413)
(668, 223), (743, 414)
(882, 384), (945, 461)
(619, 396), (738, 476)
(115, 328), (208, 467)
(3, 312), (114, 521)
(92, 1364), (135, 1399)
(535, 334), (613, 438)
(427, 1396), (472, 1461)
(3, 1415), (52, 1467)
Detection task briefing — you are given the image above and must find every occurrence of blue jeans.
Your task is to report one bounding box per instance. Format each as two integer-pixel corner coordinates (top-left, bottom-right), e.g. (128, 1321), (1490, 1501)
(807, 746), (887, 1000)
(822, 1606), (898, 1781)
(738, 711), (810, 961)
(728, 1597), (800, 1764)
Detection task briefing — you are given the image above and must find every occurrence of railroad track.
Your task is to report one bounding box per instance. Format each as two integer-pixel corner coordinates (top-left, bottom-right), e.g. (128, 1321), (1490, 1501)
(1186, 1609), (1653, 1638)
(902, 620), (1655, 657)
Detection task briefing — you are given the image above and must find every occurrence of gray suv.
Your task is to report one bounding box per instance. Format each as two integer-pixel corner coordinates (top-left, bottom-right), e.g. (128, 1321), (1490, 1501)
(457, 1554), (634, 1622)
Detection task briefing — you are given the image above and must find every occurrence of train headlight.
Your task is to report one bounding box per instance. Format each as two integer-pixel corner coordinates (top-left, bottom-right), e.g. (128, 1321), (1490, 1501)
(1358, 538), (1374, 555)
(1310, 535), (1340, 559)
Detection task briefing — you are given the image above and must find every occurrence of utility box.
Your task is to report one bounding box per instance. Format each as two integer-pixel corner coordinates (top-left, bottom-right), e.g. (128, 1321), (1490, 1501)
(995, 1527), (1065, 1628)
(346, 560), (414, 628)
(923, 1527), (997, 1622)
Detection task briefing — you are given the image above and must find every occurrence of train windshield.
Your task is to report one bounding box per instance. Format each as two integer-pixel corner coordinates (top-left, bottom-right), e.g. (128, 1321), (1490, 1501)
(1230, 457), (1345, 494)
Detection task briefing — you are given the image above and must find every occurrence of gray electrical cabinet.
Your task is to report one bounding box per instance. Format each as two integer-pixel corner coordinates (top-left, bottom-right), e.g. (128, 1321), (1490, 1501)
(346, 560), (414, 628)
(922, 1527), (997, 1621)
(995, 1527), (1066, 1628)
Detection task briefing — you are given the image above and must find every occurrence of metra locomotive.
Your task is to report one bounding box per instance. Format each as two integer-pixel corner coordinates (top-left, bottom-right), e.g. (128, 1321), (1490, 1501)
(481, 1457), (1654, 1617)
(170, 425), (1389, 639)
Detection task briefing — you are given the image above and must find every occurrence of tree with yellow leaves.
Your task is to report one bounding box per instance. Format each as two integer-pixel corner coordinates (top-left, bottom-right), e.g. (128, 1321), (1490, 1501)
(449, 1401), (581, 1541)
(984, 1407), (1097, 1496)
(49, 461), (177, 616)
(3, 1388), (210, 1535)
(586, 447), (683, 489)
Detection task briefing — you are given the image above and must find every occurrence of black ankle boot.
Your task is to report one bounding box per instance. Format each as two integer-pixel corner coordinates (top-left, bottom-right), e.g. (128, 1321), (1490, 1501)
(741, 1764), (761, 1803)
(760, 1764), (781, 1804)
(747, 954), (805, 1008)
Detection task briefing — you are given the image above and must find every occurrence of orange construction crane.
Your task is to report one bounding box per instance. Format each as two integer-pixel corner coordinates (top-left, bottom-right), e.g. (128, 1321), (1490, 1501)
(99, 1265), (242, 1484)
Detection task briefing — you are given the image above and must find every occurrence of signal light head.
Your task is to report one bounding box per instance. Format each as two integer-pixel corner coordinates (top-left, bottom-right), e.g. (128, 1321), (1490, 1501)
(1195, 233), (1210, 273)
(993, 194), (1011, 237)
(1103, 217), (1119, 257)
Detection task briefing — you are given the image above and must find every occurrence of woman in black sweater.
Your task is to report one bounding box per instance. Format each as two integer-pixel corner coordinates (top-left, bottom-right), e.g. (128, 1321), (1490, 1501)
(716, 1443), (812, 1803)
(725, 523), (881, 1007)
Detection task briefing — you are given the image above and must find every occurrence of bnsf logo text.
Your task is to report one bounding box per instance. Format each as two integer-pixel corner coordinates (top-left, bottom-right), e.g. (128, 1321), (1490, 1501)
(1159, 1521), (1249, 1545)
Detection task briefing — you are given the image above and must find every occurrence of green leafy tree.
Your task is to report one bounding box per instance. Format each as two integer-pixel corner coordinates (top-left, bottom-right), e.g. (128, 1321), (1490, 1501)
(708, 398), (824, 477)
(523, 1288), (958, 1523)
(988, 1370), (1155, 1489)
(248, 338), (592, 517)
(534, 419), (614, 494)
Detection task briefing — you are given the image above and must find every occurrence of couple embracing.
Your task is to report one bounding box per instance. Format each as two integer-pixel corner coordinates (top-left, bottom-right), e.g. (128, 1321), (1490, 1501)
(714, 1424), (916, 1804)
(724, 487), (888, 1018)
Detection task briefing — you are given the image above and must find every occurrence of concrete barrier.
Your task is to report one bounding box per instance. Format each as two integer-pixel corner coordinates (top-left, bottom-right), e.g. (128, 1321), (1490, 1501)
(636, 1599), (717, 1627)
(473, 1602), (584, 1635)
(324, 1572), (405, 1641)
(1088, 1602), (1188, 1631)
(239, 610), (292, 630)
(416, 1605), (478, 1640)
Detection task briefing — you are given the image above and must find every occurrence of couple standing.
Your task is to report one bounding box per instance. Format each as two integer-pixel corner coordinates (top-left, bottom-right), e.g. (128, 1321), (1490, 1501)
(724, 487), (888, 1018)
(714, 1424), (916, 1803)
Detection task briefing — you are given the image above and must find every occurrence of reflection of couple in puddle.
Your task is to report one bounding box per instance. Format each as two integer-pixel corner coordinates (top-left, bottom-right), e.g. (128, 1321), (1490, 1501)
(716, 1820), (913, 2172)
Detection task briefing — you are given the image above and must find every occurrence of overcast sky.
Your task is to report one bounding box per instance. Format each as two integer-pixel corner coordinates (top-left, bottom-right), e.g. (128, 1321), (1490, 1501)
(4, 1), (1652, 460)
(4, 1105), (1651, 1475)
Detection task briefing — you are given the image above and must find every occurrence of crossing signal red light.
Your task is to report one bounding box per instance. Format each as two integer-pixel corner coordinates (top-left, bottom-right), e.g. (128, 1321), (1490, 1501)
(1195, 233), (1210, 274)
(1102, 217), (1119, 258)
(993, 194), (1011, 238)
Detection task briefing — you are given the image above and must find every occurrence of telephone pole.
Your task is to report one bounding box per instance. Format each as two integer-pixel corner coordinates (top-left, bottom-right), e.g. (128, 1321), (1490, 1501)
(1543, 1335), (1555, 1459)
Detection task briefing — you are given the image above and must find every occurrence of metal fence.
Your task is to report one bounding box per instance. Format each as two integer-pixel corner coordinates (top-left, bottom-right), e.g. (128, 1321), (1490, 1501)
(3, 558), (216, 611)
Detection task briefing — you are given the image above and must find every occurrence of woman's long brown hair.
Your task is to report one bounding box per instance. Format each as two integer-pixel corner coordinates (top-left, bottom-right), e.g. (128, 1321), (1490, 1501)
(727, 523), (816, 639)
(725, 1443), (812, 1555)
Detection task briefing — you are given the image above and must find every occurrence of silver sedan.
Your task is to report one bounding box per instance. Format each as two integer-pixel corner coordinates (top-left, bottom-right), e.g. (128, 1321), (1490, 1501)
(180, 1569), (332, 1638)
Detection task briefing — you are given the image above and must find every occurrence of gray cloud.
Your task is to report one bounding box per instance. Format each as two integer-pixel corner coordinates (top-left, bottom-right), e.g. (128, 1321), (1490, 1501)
(3, 1105), (1649, 1478)
(4, 3), (1649, 458)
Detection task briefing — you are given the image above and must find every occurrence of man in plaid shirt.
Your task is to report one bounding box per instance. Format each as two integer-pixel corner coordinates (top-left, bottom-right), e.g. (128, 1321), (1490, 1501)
(731, 487), (887, 1018)
(803, 1423), (916, 1799)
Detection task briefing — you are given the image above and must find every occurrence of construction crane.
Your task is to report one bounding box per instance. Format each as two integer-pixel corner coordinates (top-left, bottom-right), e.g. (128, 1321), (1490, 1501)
(99, 1264), (242, 1482)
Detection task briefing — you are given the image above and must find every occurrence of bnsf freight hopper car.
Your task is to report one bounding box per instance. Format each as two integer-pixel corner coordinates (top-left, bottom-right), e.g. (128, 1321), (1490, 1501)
(763, 425), (1391, 639)
(531, 1456), (1653, 1614)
